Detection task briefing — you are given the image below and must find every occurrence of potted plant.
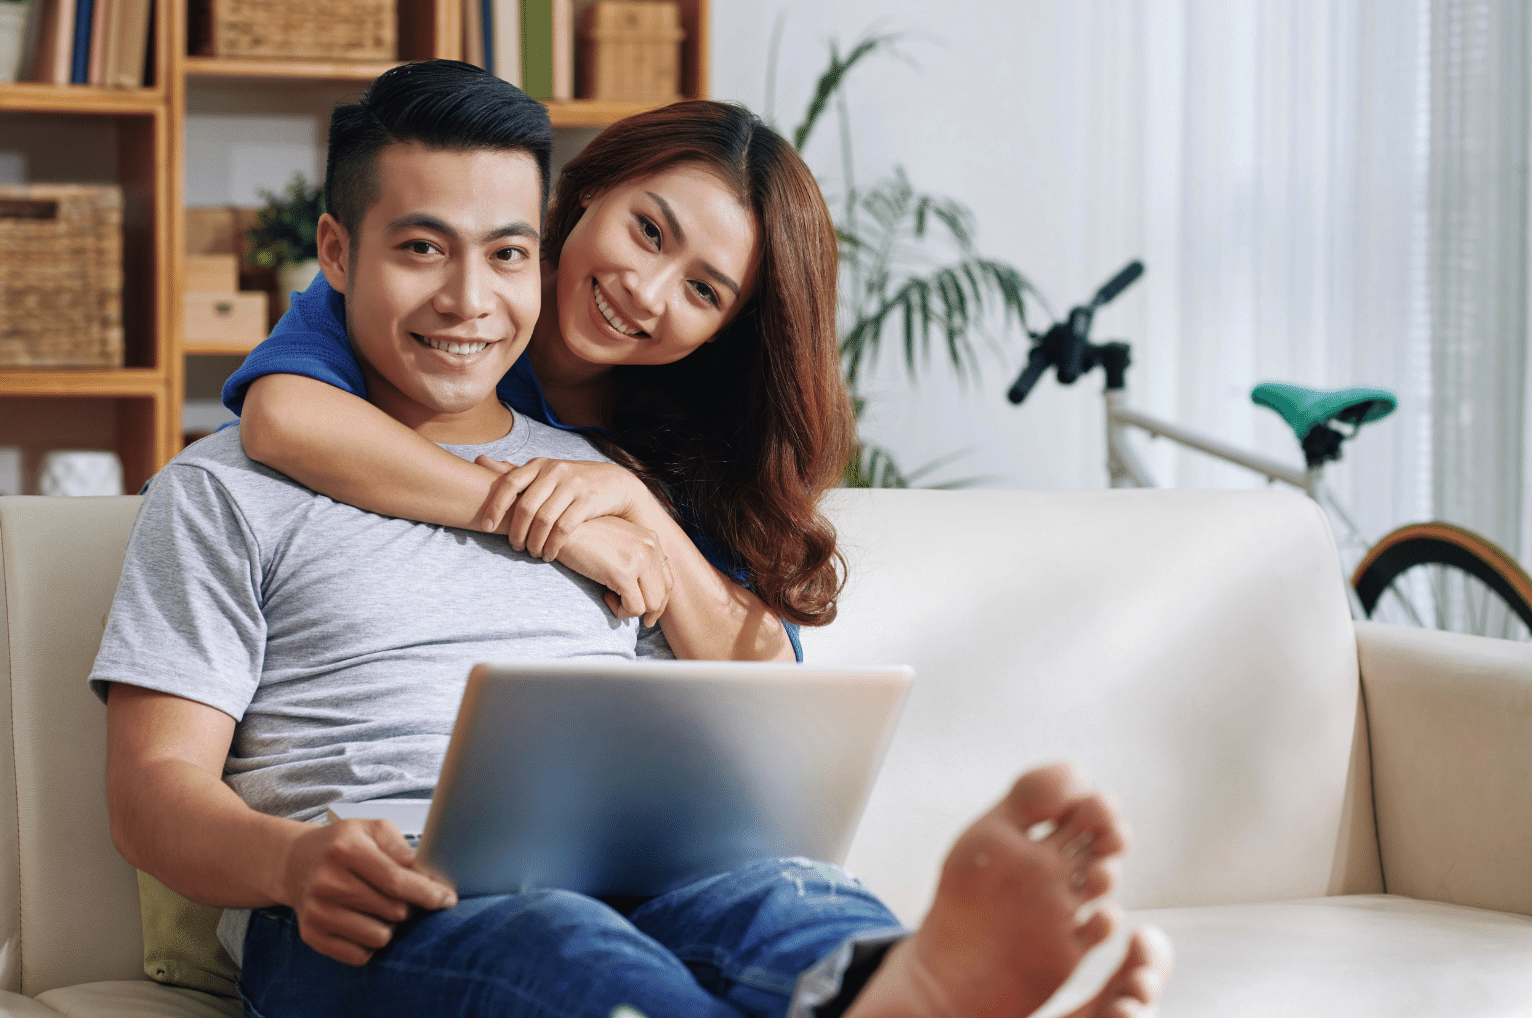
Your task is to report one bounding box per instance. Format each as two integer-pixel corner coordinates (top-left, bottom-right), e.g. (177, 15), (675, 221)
(0, 0), (31, 83)
(247, 173), (325, 313)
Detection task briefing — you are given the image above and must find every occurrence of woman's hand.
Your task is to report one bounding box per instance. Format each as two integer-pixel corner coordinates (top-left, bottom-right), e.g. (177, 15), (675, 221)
(474, 456), (656, 559)
(552, 515), (675, 626)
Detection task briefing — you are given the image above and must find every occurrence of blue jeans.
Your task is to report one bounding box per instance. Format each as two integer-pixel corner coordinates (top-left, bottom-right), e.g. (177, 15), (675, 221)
(238, 858), (906, 1018)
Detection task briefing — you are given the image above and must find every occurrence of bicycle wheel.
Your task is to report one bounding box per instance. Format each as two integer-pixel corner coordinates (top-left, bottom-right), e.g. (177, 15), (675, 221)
(1352, 522), (1532, 641)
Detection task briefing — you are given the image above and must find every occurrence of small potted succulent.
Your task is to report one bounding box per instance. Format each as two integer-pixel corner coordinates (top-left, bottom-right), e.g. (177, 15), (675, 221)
(247, 173), (325, 313)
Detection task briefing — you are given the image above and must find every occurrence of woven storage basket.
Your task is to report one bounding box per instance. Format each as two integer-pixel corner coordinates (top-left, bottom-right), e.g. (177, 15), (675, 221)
(190, 0), (395, 61)
(0, 184), (124, 369)
(580, 1), (684, 102)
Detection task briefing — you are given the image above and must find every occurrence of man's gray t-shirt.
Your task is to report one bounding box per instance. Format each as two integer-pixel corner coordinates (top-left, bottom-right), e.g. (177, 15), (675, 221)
(90, 411), (672, 827)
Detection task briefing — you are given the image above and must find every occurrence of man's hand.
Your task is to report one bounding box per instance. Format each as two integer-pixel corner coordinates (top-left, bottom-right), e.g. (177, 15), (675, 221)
(279, 818), (457, 966)
(475, 456), (655, 559)
(553, 515), (675, 626)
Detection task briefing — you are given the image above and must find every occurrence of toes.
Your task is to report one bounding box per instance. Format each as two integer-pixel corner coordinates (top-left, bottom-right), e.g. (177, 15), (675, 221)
(1073, 857), (1119, 901)
(1074, 903), (1121, 949)
(1066, 927), (1173, 1018)
(1004, 762), (1093, 830)
(1050, 794), (1131, 861)
(1111, 927), (1174, 1005)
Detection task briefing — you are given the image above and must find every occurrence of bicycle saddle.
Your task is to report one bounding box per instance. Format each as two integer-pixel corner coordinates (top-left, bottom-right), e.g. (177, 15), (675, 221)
(1251, 382), (1397, 440)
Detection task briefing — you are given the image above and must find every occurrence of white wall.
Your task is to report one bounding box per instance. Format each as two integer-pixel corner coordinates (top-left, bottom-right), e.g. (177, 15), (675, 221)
(711, 0), (1171, 491)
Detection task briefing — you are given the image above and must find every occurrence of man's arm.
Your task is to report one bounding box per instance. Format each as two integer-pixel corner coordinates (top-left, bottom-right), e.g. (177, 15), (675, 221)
(107, 683), (456, 966)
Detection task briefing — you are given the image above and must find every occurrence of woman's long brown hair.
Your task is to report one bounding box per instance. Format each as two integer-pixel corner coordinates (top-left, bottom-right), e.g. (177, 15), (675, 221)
(546, 101), (854, 626)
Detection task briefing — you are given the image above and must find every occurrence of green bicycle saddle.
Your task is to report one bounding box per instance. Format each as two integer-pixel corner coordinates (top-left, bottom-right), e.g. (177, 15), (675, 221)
(1250, 382), (1397, 440)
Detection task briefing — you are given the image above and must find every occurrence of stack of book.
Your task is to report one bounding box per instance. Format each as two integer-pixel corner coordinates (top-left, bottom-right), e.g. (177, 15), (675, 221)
(12, 0), (153, 86)
(464, 0), (574, 100)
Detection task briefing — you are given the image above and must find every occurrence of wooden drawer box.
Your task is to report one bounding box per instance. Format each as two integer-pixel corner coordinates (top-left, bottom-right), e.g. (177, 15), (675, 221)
(184, 291), (269, 349)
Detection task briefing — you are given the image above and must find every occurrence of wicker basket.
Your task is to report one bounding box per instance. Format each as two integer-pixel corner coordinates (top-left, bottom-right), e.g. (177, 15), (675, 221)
(0, 184), (124, 369)
(580, 1), (684, 102)
(189, 0), (395, 61)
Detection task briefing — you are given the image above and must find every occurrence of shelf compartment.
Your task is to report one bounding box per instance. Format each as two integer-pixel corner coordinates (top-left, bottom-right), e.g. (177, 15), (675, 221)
(0, 84), (163, 115)
(0, 369), (165, 397)
(0, 393), (163, 493)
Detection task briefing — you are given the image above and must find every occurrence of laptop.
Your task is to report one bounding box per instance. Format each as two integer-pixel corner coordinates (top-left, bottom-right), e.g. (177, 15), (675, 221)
(328, 659), (913, 898)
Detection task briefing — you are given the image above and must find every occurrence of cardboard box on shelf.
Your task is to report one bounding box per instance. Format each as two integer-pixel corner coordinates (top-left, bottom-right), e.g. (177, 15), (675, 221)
(185, 206), (258, 257)
(184, 291), (269, 349)
(185, 253), (239, 293)
(184, 205), (280, 330)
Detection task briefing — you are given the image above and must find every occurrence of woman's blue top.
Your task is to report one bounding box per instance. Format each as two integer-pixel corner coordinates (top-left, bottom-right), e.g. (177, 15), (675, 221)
(222, 274), (803, 661)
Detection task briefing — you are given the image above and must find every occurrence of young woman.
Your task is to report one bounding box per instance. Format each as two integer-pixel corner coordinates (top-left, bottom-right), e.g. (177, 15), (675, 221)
(228, 98), (853, 663)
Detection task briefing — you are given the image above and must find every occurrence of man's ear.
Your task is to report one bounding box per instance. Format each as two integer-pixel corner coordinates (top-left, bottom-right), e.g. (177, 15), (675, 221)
(316, 213), (350, 295)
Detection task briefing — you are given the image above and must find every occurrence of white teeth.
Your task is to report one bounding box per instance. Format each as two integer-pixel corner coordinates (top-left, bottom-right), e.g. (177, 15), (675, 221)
(419, 335), (489, 355)
(593, 280), (641, 336)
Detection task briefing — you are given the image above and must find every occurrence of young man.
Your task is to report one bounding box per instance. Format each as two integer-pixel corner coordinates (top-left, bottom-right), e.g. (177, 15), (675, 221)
(92, 61), (1169, 1017)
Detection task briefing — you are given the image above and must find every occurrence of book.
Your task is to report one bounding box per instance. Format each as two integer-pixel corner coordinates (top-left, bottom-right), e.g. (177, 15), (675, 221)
(50, 0), (73, 83)
(86, 0), (107, 84)
(478, 0), (492, 75)
(462, 0), (483, 69)
(105, 0), (149, 87)
(489, 0), (520, 87)
(521, 0), (551, 99)
(551, 0), (571, 100)
(70, 0), (93, 83)
(15, 0), (49, 82)
(30, 0), (74, 83)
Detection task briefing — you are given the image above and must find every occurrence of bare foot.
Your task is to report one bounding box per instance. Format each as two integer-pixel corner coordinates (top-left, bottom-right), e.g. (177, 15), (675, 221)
(846, 763), (1163, 1018)
(1059, 928), (1173, 1018)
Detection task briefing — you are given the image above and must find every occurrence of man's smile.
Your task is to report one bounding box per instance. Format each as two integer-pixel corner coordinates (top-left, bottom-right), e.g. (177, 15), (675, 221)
(411, 332), (498, 356)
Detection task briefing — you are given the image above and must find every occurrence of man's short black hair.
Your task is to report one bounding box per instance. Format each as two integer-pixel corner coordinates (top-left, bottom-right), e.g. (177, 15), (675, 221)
(326, 59), (555, 238)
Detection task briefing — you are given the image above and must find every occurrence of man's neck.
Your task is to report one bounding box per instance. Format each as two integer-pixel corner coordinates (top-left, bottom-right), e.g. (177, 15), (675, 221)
(360, 361), (516, 445)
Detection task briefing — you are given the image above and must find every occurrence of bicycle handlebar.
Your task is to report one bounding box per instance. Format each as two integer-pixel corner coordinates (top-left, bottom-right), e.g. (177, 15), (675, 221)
(1089, 260), (1144, 310)
(1007, 260), (1145, 405)
(1006, 346), (1052, 404)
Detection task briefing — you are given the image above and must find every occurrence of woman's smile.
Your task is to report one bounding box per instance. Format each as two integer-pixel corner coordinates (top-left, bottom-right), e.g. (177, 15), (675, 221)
(591, 278), (648, 338)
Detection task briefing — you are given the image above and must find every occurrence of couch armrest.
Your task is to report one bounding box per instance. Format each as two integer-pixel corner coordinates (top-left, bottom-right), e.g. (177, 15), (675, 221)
(1357, 620), (1532, 915)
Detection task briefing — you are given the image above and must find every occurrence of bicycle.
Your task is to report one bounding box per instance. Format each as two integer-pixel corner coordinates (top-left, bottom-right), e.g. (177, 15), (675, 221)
(1006, 261), (1532, 642)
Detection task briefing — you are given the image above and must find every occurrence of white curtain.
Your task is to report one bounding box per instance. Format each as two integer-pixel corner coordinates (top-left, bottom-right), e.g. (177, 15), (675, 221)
(1426, 0), (1529, 558)
(1138, 0), (1528, 563)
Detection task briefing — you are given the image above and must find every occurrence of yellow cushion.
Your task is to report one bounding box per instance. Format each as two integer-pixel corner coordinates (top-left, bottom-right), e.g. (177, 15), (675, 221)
(137, 871), (241, 999)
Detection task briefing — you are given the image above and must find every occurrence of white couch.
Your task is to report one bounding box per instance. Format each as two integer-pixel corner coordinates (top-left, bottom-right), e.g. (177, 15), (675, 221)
(2, 489), (1530, 1017)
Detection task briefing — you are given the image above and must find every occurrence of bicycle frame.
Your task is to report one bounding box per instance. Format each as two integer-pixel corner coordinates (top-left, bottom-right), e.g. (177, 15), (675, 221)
(1104, 386), (1380, 619)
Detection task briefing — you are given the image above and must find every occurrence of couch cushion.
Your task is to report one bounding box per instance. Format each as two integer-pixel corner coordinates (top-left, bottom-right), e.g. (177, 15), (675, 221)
(0, 990), (66, 1016)
(1131, 895), (1532, 1017)
(0, 498), (147, 994)
(809, 488), (1378, 923)
(35, 982), (239, 1018)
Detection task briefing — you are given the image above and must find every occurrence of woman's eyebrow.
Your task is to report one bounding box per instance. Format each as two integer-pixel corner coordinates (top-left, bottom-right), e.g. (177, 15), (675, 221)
(702, 263), (741, 299)
(644, 192), (739, 298)
(383, 214), (540, 243)
(645, 191), (685, 243)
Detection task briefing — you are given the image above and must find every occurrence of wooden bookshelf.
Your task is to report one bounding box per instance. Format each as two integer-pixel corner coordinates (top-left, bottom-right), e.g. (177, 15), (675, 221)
(4, 0), (708, 491)
(184, 56), (400, 81)
(0, 83), (164, 114)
